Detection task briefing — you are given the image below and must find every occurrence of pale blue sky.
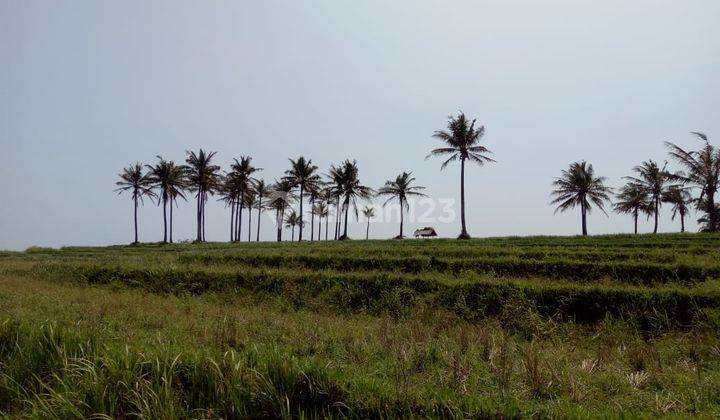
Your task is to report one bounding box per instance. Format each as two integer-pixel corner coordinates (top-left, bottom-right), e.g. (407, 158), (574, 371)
(1, 0), (719, 249)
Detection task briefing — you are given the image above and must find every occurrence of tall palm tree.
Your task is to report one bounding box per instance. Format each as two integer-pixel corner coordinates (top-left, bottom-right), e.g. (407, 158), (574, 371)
(337, 160), (373, 240)
(428, 112), (495, 239)
(253, 179), (271, 242)
(663, 187), (692, 233)
(285, 210), (301, 242)
(326, 164), (345, 240)
(551, 161), (612, 236)
(377, 171), (427, 239)
(624, 160), (670, 234)
(115, 163), (156, 244)
(165, 162), (188, 243)
(147, 157), (186, 243)
(613, 183), (652, 234)
(666, 132), (720, 232)
(269, 179), (295, 242)
(185, 149), (221, 242)
(313, 201), (329, 241)
(228, 156), (261, 242)
(362, 205), (375, 240)
(283, 157), (320, 241)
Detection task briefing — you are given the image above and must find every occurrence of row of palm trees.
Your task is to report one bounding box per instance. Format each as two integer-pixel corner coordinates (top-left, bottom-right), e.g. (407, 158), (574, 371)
(117, 112), (494, 243)
(551, 132), (720, 235)
(116, 154), (432, 243)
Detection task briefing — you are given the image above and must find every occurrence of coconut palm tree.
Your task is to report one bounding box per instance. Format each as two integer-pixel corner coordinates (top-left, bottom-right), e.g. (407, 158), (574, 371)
(551, 161), (612, 236)
(362, 206), (375, 240)
(285, 210), (301, 242)
(663, 187), (692, 233)
(228, 156), (261, 242)
(283, 157), (320, 241)
(377, 172), (427, 239)
(337, 160), (373, 240)
(253, 179), (271, 242)
(313, 201), (329, 240)
(326, 164), (345, 240)
(115, 163), (156, 244)
(428, 112), (495, 239)
(146, 157), (187, 243)
(185, 149), (221, 242)
(165, 162), (188, 243)
(624, 160), (670, 234)
(613, 183), (652, 234)
(269, 179), (295, 242)
(666, 132), (720, 232)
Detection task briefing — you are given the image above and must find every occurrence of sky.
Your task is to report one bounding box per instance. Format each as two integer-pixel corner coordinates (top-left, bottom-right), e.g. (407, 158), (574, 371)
(1, 0), (719, 250)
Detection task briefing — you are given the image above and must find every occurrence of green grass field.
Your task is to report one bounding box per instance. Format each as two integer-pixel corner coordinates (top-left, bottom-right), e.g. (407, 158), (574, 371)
(1, 234), (720, 418)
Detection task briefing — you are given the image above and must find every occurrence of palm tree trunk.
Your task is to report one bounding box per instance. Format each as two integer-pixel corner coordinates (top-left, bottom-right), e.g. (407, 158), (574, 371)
(298, 185), (304, 241)
(310, 196), (315, 241)
(318, 215), (322, 240)
(681, 212), (685, 233)
(581, 201), (587, 236)
(633, 209), (638, 235)
(325, 214), (329, 240)
(247, 205), (252, 242)
(334, 197), (341, 240)
(276, 208), (282, 242)
(201, 193), (206, 242)
(256, 198), (262, 242)
(708, 191), (717, 232)
(162, 195), (168, 243)
(278, 204), (285, 242)
(399, 198), (404, 238)
(342, 196), (350, 239)
(366, 219), (370, 240)
(169, 198), (174, 243)
(459, 158), (469, 239)
(291, 226), (295, 242)
(653, 197), (659, 234)
(133, 194), (138, 244)
(196, 192), (202, 242)
(230, 198), (235, 242)
(237, 199), (243, 243)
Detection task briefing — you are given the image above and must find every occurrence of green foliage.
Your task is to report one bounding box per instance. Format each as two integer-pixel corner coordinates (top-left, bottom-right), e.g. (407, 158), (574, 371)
(1, 234), (720, 417)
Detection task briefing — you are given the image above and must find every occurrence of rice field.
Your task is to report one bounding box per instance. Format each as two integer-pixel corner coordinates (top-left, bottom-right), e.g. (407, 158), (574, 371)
(1, 234), (719, 418)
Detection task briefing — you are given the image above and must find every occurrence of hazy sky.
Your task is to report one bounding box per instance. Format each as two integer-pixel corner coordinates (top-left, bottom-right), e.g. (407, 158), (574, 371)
(1, 0), (719, 250)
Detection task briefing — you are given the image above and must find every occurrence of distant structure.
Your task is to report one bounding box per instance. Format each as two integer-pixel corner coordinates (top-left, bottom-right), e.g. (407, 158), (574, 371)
(414, 227), (438, 238)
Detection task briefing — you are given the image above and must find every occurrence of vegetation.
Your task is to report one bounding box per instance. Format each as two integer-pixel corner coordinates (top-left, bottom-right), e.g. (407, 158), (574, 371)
(613, 183), (651, 235)
(114, 163), (155, 244)
(551, 161), (612, 236)
(428, 112), (495, 239)
(377, 171), (427, 239)
(1, 234), (720, 418)
(666, 132), (720, 232)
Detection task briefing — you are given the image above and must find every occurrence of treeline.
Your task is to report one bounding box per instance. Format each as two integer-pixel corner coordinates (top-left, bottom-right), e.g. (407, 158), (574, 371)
(116, 112), (489, 243)
(551, 131), (719, 235)
(117, 112), (719, 243)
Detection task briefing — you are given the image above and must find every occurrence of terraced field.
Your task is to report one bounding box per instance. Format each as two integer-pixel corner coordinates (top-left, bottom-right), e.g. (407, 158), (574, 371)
(1, 234), (719, 418)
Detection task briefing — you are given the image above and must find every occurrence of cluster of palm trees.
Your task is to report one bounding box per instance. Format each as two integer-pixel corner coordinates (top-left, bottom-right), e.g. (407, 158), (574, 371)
(117, 112), (495, 243)
(118, 110), (715, 242)
(116, 153), (430, 244)
(551, 132), (720, 235)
